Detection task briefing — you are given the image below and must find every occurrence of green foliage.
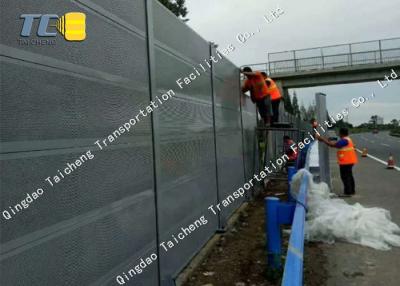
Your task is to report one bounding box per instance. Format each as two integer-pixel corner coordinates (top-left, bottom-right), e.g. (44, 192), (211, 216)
(390, 128), (400, 137)
(283, 91), (294, 114)
(390, 119), (399, 127)
(299, 102), (316, 121)
(292, 92), (300, 118)
(158, 0), (188, 19)
(350, 118), (400, 134)
(299, 105), (307, 120)
(335, 119), (353, 129)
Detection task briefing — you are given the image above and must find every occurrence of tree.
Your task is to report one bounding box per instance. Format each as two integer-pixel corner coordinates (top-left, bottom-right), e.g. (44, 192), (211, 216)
(158, 0), (188, 19)
(283, 90), (293, 114)
(292, 92), (300, 118)
(336, 119), (353, 129)
(390, 119), (399, 127)
(299, 104), (307, 121)
(306, 104), (316, 121)
(369, 115), (378, 125)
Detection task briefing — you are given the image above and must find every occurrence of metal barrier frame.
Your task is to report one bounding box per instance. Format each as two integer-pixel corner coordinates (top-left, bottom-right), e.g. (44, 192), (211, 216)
(281, 170), (309, 286)
(265, 141), (315, 285)
(242, 37), (400, 75)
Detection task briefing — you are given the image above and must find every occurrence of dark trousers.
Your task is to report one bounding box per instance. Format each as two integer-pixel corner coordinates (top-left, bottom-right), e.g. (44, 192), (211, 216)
(271, 99), (280, 123)
(339, 164), (355, 195)
(256, 96), (272, 122)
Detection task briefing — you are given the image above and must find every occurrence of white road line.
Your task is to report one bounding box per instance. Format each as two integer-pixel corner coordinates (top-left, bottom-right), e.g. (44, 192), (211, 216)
(381, 143), (390, 147)
(356, 149), (400, 171)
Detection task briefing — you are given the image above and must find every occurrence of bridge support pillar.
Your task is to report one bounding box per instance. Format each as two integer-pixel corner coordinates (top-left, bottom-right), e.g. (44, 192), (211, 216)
(275, 80), (289, 123)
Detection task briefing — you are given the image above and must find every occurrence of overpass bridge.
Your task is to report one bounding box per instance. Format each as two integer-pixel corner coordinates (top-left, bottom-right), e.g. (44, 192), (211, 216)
(245, 37), (400, 92)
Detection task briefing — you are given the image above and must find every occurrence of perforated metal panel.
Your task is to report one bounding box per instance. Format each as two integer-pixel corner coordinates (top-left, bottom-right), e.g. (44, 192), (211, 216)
(1, 1), (249, 286)
(212, 51), (245, 227)
(240, 95), (257, 182)
(1, 1), (158, 285)
(152, 2), (219, 284)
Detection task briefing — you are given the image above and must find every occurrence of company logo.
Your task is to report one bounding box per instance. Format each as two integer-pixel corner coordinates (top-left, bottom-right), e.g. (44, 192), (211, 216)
(20, 12), (86, 41)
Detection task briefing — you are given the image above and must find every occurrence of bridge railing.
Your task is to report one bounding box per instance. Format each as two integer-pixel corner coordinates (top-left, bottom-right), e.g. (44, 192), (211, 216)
(242, 38), (400, 75)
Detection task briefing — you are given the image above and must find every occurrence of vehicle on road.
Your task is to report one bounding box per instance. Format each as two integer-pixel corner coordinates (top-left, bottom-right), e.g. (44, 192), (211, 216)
(372, 129), (379, 134)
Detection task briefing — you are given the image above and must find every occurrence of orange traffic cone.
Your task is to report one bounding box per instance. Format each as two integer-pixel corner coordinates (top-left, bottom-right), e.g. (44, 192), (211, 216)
(361, 148), (368, 157)
(387, 154), (395, 169)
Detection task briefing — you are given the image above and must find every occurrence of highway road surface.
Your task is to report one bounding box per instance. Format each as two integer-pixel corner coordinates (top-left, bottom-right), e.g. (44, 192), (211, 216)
(352, 131), (400, 168)
(325, 149), (400, 286)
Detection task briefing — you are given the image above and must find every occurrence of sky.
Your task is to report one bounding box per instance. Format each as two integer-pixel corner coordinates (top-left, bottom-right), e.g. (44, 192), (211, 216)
(184, 0), (400, 125)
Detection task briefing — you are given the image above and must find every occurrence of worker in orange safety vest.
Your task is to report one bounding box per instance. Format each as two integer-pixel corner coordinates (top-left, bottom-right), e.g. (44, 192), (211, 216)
(241, 67), (271, 125)
(262, 72), (282, 124)
(317, 127), (358, 196)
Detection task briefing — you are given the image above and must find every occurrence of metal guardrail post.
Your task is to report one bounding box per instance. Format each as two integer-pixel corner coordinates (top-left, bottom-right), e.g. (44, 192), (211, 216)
(315, 92), (331, 187)
(349, 44), (353, 66)
(293, 50), (297, 72)
(144, 1), (161, 284)
(209, 42), (223, 230)
(379, 40), (383, 63)
(321, 48), (324, 68)
(266, 197), (282, 269)
(265, 198), (296, 270)
(238, 66), (248, 199)
(268, 53), (271, 74)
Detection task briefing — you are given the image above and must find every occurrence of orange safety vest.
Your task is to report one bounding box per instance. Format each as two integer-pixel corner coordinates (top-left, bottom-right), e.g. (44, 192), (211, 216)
(266, 78), (282, 101)
(244, 72), (269, 101)
(337, 137), (358, 165)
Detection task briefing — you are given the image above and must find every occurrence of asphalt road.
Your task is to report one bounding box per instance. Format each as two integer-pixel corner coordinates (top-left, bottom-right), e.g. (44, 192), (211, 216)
(351, 131), (400, 168)
(324, 149), (400, 286)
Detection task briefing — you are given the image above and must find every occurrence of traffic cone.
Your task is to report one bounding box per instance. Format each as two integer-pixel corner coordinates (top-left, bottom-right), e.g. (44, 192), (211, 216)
(361, 148), (368, 157)
(387, 154), (395, 169)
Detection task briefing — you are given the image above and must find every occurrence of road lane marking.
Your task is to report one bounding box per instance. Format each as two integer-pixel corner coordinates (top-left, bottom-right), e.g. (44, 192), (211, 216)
(356, 149), (400, 171)
(381, 143), (390, 147)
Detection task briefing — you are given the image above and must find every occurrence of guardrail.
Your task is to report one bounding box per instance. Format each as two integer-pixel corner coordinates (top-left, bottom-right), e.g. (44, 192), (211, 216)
(281, 171), (309, 286)
(265, 141), (315, 285)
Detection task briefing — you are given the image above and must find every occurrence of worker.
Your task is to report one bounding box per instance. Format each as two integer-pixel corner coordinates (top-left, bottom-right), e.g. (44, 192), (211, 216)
(310, 118), (318, 129)
(241, 67), (271, 126)
(283, 135), (298, 167)
(317, 127), (358, 196)
(261, 72), (282, 124)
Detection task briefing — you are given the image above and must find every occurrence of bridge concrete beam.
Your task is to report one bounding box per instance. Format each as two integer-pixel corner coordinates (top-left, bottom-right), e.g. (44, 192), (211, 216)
(271, 62), (400, 89)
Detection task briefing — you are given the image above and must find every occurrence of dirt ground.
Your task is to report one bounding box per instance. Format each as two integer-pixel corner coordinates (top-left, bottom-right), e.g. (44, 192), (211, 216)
(182, 180), (328, 286)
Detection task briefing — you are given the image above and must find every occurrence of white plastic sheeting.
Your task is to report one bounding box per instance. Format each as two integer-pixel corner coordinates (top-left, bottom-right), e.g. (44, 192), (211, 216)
(291, 169), (400, 251)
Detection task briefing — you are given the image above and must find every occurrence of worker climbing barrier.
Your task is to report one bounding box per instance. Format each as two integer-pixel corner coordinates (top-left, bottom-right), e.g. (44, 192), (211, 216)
(0, 1), (253, 285)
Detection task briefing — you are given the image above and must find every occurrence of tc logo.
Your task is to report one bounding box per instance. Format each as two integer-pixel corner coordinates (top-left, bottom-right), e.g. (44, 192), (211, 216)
(20, 12), (86, 41)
